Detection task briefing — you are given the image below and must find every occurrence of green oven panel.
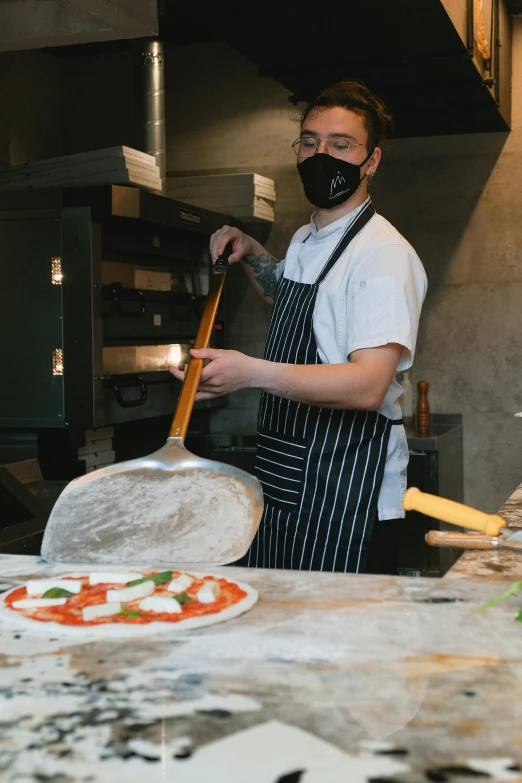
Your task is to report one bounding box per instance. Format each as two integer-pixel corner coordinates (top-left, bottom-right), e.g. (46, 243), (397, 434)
(0, 216), (64, 427)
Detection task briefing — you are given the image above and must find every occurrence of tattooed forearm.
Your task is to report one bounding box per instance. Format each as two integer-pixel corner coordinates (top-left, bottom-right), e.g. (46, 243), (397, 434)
(243, 253), (279, 299)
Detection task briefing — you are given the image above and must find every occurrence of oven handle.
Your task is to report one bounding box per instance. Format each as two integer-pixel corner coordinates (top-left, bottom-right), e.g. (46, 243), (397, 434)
(109, 375), (148, 407)
(110, 284), (147, 318)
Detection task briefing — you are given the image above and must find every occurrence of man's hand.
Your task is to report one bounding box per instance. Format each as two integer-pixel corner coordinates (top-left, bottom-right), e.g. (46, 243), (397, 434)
(170, 343), (404, 410)
(210, 226), (255, 265)
(170, 348), (260, 401)
(210, 225), (278, 305)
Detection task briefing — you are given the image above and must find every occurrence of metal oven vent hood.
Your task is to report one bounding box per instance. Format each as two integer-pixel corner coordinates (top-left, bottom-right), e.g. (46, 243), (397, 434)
(0, 0), (158, 52)
(44, 0), (516, 138)
(158, 0), (514, 138)
(3, 1), (516, 139)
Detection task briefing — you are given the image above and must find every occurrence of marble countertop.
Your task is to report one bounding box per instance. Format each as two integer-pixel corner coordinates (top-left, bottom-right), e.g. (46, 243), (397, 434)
(2, 484), (522, 781)
(446, 481), (522, 582)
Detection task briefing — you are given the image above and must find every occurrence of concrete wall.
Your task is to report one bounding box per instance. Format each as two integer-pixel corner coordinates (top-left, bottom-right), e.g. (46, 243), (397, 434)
(0, 50), (62, 164)
(164, 41), (312, 434)
(61, 50), (135, 153)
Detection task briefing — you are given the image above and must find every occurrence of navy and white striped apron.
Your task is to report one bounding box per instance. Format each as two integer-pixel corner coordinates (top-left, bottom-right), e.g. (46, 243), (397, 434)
(241, 200), (401, 573)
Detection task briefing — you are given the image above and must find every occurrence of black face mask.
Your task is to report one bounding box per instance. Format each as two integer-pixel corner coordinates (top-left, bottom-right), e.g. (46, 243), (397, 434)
(297, 150), (373, 209)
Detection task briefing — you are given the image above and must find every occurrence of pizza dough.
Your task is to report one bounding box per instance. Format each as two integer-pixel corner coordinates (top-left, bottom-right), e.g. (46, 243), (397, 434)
(0, 571), (258, 638)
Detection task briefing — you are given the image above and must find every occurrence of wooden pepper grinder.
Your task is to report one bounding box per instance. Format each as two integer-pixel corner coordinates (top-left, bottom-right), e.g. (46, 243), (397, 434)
(416, 380), (430, 437)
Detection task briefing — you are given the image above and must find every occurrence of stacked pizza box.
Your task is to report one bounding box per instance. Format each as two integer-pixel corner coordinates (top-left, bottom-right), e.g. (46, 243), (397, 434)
(0, 146), (162, 192)
(78, 426), (115, 474)
(167, 172), (276, 223)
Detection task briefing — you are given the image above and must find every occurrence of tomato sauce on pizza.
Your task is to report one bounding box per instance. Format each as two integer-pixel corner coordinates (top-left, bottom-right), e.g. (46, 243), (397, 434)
(4, 571), (247, 627)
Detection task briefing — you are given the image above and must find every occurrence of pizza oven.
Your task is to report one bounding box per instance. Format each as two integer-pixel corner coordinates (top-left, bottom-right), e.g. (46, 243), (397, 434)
(0, 185), (244, 480)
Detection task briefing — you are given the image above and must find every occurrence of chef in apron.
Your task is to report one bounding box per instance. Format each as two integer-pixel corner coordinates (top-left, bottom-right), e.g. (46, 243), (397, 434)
(171, 79), (427, 574)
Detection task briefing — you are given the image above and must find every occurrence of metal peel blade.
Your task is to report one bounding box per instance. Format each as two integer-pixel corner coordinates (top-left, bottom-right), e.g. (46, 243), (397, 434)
(41, 248), (264, 566)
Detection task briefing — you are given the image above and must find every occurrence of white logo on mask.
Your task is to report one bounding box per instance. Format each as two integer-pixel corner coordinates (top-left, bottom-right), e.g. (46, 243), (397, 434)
(330, 173), (346, 195)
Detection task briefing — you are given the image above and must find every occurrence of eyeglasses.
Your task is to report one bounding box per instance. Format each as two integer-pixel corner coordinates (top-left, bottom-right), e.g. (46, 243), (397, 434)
(292, 136), (366, 160)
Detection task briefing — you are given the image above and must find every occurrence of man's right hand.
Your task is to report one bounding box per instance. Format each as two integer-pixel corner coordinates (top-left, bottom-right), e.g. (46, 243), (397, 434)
(210, 224), (278, 306)
(210, 225), (254, 265)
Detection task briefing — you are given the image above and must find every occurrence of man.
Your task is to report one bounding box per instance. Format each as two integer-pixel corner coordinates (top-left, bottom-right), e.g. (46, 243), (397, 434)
(171, 80), (427, 574)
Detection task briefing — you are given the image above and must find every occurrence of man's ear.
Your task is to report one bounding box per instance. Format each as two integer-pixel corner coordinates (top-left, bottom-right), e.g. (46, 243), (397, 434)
(367, 146), (382, 177)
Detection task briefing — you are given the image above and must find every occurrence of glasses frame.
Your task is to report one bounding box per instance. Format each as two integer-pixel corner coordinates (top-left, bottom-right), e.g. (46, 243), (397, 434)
(291, 136), (366, 159)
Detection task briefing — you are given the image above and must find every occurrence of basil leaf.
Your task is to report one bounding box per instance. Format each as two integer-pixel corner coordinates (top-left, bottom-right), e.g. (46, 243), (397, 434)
(119, 605), (143, 618)
(42, 587), (75, 598)
(173, 592), (192, 605)
(477, 580), (522, 612)
(125, 571), (173, 587)
(516, 610), (522, 623)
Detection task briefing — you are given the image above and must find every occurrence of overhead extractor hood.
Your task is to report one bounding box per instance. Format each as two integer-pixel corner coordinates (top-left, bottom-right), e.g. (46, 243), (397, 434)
(158, 0), (513, 137)
(0, 0), (158, 52)
(37, 0), (515, 138)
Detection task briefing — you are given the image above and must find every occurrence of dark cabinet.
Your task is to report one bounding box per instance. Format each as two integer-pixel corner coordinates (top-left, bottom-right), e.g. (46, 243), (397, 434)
(398, 415), (464, 577)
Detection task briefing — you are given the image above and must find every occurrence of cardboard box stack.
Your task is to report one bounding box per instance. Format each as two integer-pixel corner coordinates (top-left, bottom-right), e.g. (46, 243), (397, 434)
(0, 146), (162, 192)
(167, 172), (276, 222)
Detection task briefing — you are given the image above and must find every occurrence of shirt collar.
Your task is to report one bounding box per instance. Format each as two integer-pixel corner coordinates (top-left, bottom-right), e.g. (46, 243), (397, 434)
(309, 197), (371, 240)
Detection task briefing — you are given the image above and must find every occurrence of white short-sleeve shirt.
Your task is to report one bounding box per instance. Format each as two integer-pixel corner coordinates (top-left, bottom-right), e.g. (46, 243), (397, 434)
(275, 198), (427, 520)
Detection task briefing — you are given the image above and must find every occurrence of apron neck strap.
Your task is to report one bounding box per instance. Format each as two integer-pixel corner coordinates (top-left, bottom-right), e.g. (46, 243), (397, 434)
(315, 199), (376, 285)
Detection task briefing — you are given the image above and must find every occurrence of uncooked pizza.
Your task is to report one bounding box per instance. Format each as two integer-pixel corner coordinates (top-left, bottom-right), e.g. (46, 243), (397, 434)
(0, 570), (258, 637)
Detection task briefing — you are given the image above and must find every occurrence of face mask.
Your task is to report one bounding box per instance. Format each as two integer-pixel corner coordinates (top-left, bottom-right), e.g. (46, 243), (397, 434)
(297, 150), (373, 209)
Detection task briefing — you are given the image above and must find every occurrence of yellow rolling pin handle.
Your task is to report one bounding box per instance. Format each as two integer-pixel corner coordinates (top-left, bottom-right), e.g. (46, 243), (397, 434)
(403, 487), (505, 537)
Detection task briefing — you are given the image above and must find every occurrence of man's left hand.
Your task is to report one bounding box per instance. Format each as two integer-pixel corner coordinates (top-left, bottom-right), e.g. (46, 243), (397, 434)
(170, 348), (259, 400)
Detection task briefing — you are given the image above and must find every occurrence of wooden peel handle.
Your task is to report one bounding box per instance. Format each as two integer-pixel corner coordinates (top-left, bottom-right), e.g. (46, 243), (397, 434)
(426, 530), (497, 550)
(403, 487), (505, 537)
(169, 259), (228, 439)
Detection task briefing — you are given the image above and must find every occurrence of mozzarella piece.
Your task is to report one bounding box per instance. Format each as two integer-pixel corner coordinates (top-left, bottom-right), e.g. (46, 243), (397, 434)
(26, 579), (82, 597)
(167, 574), (194, 593)
(82, 602), (121, 621)
(196, 581), (221, 604)
(13, 598), (68, 608)
(139, 596), (182, 614)
(106, 581), (155, 603)
(89, 572), (143, 586)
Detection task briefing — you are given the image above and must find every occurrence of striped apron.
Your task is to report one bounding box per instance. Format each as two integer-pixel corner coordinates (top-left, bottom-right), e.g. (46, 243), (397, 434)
(241, 200), (401, 573)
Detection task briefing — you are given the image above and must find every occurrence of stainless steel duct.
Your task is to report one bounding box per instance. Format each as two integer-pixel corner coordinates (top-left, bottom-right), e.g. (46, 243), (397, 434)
(134, 38), (166, 193)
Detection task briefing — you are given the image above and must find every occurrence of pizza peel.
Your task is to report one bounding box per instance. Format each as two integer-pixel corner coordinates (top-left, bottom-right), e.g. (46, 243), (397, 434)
(41, 250), (264, 567)
(404, 487), (522, 552)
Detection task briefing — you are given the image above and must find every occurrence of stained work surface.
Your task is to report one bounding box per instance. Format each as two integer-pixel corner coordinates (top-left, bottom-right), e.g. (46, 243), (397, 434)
(448, 478), (522, 582)
(1, 550), (522, 781)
